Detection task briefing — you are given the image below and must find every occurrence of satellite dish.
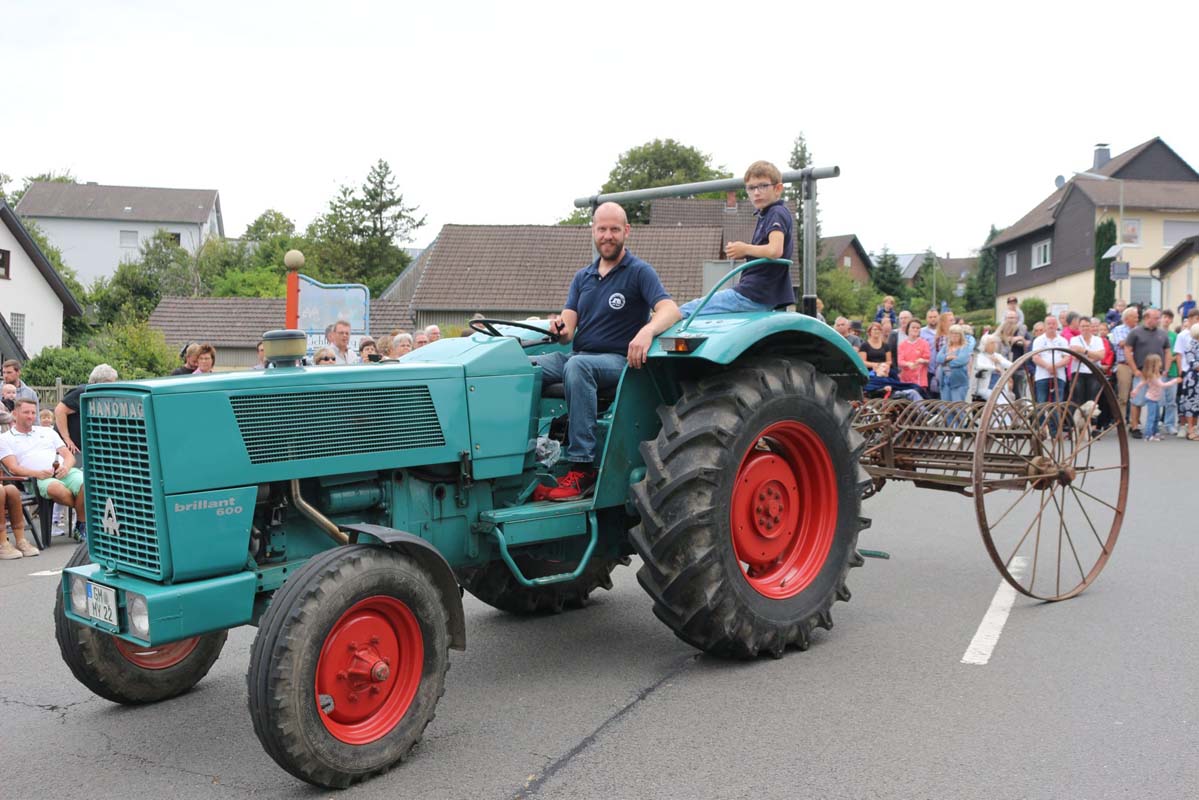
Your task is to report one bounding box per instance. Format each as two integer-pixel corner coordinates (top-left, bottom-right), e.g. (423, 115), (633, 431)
(1054, 175), (1066, 189)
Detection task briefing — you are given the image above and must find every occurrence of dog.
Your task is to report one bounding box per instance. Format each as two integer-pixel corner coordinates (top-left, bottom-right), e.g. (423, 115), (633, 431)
(1072, 400), (1099, 440)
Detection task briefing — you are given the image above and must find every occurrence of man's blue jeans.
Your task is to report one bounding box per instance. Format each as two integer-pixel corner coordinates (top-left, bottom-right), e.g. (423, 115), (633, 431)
(1162, 382), (1179, 432)
(1035, 377), (1066, 435)
(533, 351), (626, 464)
(679, 289), (774, 318)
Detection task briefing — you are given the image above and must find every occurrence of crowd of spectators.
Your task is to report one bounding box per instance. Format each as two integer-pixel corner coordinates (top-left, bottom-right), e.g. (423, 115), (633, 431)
(833, 294), (1199, 442)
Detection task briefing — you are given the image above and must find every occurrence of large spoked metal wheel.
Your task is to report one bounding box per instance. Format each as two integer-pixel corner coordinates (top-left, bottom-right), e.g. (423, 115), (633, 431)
(54, 542), (226, 704)
(247, 545), (449, 788)
(631, 357), (866, 659)
(973, 348), (1128, 600)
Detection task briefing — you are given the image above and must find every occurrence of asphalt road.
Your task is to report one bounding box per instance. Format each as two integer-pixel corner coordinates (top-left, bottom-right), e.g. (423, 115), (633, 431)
(1, 435), (1194, 800)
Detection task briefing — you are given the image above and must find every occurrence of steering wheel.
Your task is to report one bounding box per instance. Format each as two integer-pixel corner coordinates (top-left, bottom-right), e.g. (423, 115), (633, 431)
(469, 318), (562, 345)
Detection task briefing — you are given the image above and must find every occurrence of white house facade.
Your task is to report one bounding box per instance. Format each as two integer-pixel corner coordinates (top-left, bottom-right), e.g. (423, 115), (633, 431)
(16, 183), (223, 286)
(0, 203), (83, 358)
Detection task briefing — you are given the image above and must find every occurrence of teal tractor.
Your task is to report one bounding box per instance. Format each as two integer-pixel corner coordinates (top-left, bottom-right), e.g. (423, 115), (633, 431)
(55, 171), (868, 790)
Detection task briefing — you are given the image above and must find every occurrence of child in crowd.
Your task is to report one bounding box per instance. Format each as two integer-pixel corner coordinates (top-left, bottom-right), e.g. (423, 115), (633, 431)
(1131, 354), (1181, 441)
(678, 160), (794, 317)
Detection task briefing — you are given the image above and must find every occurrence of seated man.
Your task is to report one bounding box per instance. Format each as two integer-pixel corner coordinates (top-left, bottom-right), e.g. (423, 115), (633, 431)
(0, 398), (86, 540)
(534, 201), (681, 501)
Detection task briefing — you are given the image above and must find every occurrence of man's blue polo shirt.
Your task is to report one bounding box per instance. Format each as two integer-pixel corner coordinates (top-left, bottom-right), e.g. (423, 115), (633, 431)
(566, 250), (670, 355)
(735, 199), (795, 307)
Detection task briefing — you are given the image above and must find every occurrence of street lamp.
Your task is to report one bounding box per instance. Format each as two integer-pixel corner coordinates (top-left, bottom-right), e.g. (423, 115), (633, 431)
(1074, 170), (1126, 299)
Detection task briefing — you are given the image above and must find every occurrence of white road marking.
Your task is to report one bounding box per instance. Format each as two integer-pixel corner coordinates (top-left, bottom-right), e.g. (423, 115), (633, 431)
(961, 557), (1027, 666)
(29, 570), (63, 577)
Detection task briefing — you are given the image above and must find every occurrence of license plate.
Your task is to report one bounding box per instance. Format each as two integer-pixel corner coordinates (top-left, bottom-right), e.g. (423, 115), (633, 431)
(86, 582), (118, 627)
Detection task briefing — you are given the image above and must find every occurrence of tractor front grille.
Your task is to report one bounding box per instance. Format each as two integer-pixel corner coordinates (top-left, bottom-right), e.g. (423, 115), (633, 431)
(230, 385), (446, 465)
(83, 395), (164, 579)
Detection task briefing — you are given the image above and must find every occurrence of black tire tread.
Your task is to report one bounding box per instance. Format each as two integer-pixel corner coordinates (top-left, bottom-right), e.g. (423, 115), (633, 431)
(54, 542), (227, 704)
(630, 357), (864, 659)
(458, 555), (627, 615)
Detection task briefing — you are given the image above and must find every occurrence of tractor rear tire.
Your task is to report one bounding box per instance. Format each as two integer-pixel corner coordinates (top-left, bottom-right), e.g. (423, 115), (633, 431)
(631, 357), (865, 659)
(247, 545), (449, 789)
(54, 542), (227, 704)
(459, 554), (627, 615)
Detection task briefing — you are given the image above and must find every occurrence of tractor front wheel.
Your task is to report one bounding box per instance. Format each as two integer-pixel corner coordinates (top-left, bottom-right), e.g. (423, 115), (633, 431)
(247, 545), (449, 788)
(631, 358), (865, 659)
(54, 543), (227, 704)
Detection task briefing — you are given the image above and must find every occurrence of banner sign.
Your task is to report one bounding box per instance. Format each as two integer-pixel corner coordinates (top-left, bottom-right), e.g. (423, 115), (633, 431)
(1109, 261), (1129, 281)
(296, 275), (370, 355)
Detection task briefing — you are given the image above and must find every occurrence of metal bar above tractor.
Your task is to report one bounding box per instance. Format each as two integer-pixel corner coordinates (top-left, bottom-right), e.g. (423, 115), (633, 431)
(572, 166), (840, 318)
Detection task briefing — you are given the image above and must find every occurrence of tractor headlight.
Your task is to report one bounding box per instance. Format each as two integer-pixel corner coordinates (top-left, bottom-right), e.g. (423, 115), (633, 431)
(127, 593), (150, 640)
(69, 576), (88, 615)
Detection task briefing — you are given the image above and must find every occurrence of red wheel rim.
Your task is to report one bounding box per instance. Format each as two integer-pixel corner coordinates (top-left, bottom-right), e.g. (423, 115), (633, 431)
(315, 596), (424, 745)
(730, 420), (838, 599)
(114, 636), (201, 670)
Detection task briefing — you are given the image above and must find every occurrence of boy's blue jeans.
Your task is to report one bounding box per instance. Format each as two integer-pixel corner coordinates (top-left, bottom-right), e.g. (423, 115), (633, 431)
(532, 351), (626, 464)
(679, 289), (774, 318)
(1144, 399), (1162, 438)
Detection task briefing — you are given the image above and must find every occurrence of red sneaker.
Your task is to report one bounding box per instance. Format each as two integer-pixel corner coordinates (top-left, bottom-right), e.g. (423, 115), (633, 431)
(531, 484), (552, 502)
(546, 469), (597, 501)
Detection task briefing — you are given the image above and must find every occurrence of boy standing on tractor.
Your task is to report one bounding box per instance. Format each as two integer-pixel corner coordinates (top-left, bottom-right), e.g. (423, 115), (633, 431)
(678, 160), (795, 317)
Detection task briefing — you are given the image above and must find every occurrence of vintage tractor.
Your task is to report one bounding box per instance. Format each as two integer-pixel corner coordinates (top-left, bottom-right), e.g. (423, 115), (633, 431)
(53, 170), (1128, 788)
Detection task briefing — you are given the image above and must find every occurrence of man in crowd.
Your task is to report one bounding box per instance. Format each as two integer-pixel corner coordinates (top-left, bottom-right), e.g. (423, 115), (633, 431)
(1109, 306), (1139, 425)
(834, 317), (862, 349)
(1123, 307), (1172, 439)
(532, 201), (680, 501)
(1, 397), (85, 541)
(2, 360), (38, 409)
(329, 320), (359, 365)
(1178, 293), (1196, 319)
(425, 324), (442, 343)
(413, 332), (429, 349)
(54, 364), (119, 471)
(1161, 310), (1180, 436)
(252, 340), (266, 370)
(171, 343), (200, 375)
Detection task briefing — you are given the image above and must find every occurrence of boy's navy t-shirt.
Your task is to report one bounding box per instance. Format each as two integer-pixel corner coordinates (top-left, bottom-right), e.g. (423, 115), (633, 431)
(735, 199), (795, 307)
(566, 250), (670, 355)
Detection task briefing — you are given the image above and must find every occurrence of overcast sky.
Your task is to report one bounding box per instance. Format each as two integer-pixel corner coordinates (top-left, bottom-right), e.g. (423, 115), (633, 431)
(7, 1), (1198, 262)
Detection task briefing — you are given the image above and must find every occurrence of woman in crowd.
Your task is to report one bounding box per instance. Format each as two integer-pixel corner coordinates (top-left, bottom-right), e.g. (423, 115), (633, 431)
(359, 337), (379, 361)
(897, 319), (931, 390)
(930, 310), (955, 395)
(393, 333), (414, 356)
(1068, 316), (1106, 405)
(936, 325), (973, 402)
(973, 334), (1013, 401)
(193, 344), (217, 374)
(312, 347), (337, 365)
(1179, 322), (1199, 440)
(376, 335), (394, 358)
(858, 322), (892, 376)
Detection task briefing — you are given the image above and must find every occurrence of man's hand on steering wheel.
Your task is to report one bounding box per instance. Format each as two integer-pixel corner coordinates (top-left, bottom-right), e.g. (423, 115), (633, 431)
(468, 318), (562, 346)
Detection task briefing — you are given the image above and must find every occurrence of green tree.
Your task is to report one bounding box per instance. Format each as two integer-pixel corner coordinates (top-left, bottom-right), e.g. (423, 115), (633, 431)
(557, 208), (592, 226)
(871, 248), (906, 299)
(1093, 218), (1117, 315)
(243, 209), (296, 241)
(91, 231), (195, 326)
(21, 344), (108, 385)
(785, 132), (821, 267)
(1021, 297), (1048, 328)
(211, 265), (286, 297)
(907, 251), (941, 315)
(89, 321), (177, 378)
(965, 226), (1000, 311)
(598, 139), (731, 223)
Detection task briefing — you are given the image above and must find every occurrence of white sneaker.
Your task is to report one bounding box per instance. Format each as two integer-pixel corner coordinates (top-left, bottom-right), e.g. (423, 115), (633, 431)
(15, 539), (39, 557)
(1177, 429), (1188, 438)
(0, 541), (22, 560)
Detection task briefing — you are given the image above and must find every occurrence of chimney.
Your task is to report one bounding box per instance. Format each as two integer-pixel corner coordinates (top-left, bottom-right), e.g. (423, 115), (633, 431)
(724, 191), (737, 212)
(1093, 143), (1111, 171)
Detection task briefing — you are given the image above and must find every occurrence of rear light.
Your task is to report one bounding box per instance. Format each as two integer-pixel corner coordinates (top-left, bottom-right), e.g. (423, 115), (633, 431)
(659, 336), (707, 354)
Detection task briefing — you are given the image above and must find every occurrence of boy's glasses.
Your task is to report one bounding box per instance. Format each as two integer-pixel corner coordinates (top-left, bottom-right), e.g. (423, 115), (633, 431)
(746, 183), (777, 194)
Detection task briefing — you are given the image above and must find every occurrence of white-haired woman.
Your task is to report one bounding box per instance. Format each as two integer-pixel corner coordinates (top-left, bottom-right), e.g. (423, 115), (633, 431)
(1179, 322), (1199, 440)
(972, 334), (1013, 401)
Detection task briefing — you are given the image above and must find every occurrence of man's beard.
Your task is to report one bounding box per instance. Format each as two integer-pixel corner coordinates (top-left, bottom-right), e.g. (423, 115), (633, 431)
(596, 239), (623, 260)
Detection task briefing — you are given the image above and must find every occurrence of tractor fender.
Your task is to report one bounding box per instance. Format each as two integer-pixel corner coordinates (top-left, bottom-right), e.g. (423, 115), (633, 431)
(649, 313), (867, 399)
(340, 524), (467, 651)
